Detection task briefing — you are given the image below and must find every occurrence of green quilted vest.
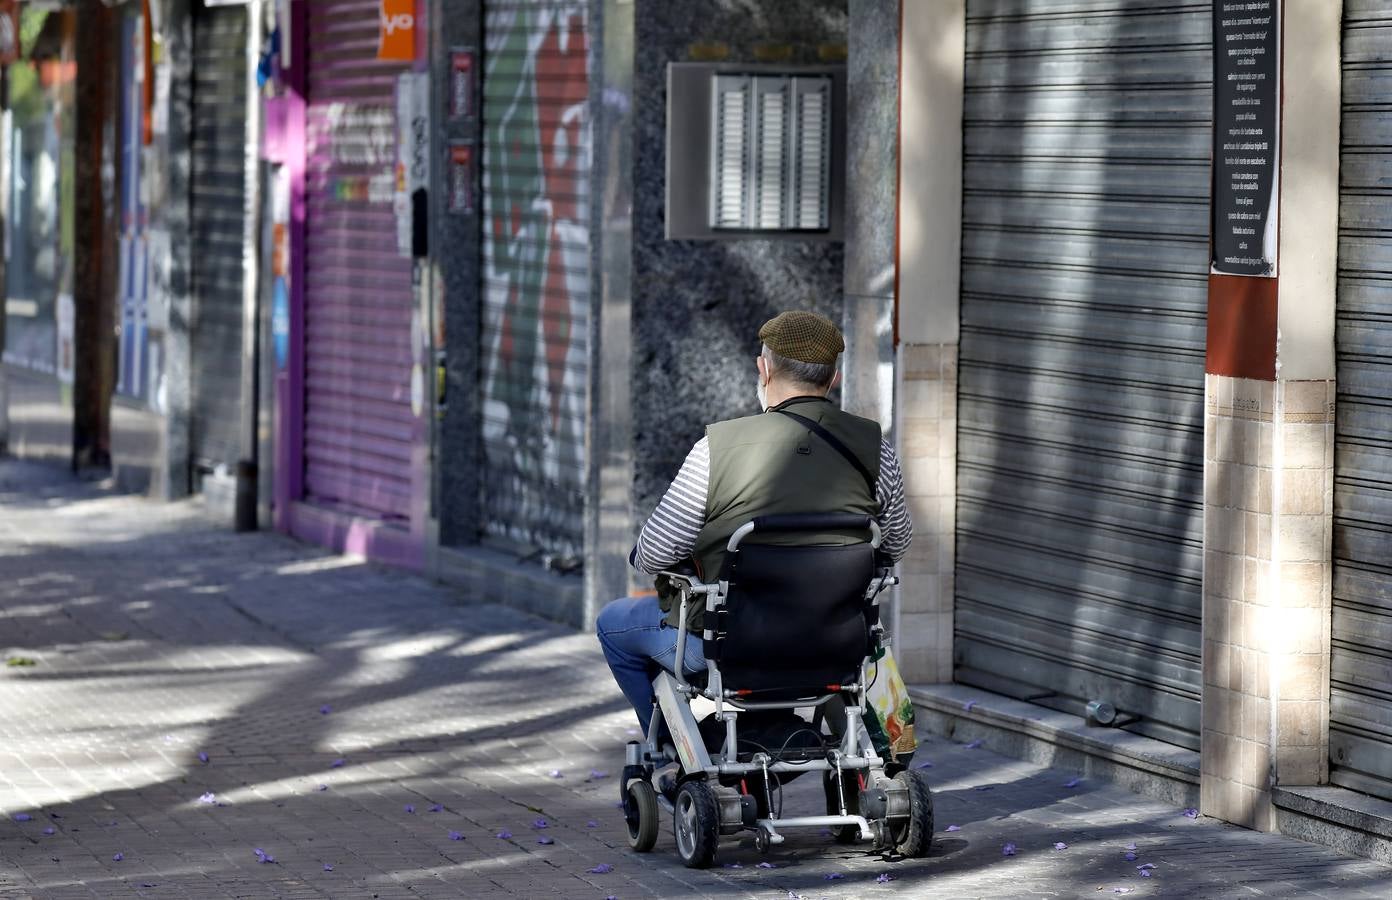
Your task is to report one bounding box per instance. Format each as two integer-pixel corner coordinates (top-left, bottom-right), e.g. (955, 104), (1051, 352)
(660, 396), (882, 631)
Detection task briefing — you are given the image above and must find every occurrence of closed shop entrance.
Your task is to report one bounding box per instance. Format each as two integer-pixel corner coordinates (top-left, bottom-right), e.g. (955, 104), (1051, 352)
(301, 0), (418, 528)
(953, 1), (1211, 748)
(480, 1), (592, 564)
(1330, 0), (1392, 803)
(190, 3), (249, 474)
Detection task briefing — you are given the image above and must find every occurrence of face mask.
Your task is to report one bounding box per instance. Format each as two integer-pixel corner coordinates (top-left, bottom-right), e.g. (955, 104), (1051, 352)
(756, 375), (768, 411)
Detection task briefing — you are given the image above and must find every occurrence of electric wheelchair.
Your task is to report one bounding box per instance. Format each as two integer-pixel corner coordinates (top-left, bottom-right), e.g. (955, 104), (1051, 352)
(619, 513), (935, 868)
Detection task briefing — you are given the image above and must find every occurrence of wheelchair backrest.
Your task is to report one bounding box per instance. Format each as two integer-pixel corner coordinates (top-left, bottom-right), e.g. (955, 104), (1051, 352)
(707, 517), (878, 697)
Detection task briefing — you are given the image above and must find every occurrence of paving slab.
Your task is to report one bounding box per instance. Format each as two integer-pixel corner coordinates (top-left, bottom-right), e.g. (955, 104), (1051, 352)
(0, 459), (1389, 899)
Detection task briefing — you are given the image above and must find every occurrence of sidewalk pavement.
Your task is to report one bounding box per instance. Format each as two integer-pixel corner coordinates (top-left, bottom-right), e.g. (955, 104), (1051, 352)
(0, 458), (1389, 899)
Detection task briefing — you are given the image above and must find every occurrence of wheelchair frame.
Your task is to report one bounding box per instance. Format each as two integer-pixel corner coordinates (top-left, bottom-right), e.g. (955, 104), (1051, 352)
(621, 518), (934, 866)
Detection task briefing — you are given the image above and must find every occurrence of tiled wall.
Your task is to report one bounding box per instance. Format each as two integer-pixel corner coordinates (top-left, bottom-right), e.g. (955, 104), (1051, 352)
(1201, 374), (1334, 831)
(897, 342), (957, 684)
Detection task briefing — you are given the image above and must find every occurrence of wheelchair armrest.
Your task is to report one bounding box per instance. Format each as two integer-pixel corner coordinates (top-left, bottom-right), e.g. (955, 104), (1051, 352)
(657, 571), (718, 595)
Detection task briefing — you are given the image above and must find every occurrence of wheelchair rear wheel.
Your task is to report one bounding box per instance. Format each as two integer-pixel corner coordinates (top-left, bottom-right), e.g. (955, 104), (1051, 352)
(625, 781), (659, 853)
(673, 780), (720, 868)
(889, 769), (934, 857)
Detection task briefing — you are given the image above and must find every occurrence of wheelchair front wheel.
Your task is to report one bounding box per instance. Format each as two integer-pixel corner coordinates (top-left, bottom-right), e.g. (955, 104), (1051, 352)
(673, 781), (720, 868)
(625, 781), (659, 852)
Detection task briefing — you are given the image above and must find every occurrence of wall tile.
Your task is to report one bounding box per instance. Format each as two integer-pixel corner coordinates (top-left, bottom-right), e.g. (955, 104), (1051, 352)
(1278, 514), (1327, 563)
(1280, 467), (1326, 516)
(1282, 423), (1328, 469)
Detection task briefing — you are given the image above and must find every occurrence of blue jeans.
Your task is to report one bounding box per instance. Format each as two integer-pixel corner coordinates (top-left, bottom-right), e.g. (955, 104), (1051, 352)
(596, 596), (707, 735)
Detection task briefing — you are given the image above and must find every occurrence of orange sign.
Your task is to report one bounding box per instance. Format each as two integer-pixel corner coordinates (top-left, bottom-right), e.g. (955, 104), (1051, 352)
(378, 0), (415, 63)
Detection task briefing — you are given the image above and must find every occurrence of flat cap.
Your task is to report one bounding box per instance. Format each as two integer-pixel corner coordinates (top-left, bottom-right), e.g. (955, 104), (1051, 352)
(758, 310), (845, 366)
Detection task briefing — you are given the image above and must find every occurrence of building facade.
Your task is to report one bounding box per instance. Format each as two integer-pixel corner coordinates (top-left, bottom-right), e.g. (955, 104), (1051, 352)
(1, 0), (263, 521)
(892, 0), (1392, 860)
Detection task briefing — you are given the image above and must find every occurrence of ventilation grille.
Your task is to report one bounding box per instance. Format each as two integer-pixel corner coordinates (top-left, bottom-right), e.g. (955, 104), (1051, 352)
(709, 74), (831, 232)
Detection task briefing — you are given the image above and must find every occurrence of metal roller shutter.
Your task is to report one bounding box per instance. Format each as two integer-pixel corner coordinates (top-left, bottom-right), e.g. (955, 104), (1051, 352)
(954, 0), (1211, 748)
(303, 1), (415, 521)
(1331, 0), (1392, 803)
(480, 1), (591, 560)
(190, 5), (248, 471)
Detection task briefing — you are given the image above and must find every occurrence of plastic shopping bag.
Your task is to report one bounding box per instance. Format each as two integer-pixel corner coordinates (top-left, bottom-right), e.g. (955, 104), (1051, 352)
(864, 643), (918, 765)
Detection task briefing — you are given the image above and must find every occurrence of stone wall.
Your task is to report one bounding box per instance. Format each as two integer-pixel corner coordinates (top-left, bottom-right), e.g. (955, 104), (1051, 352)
(629, 0), (848, 514)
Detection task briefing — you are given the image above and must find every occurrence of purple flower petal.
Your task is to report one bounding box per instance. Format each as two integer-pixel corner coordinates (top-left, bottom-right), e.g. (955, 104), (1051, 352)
(723, 862), (743, 869)
(1054, 842), (1068, 850)
(824, 873), (844, 880)
(496, 830), (512, 839)
(320, 705), (332, 715)
(945, 824), (961, 832)
(1002, 842), (1017, 857)
(532, 818), (548, 829)
(877, 873), (894, 883)
(548, 769), (564, 779)
(405, 805), (416, 814)
(537, 837), (554, 845)
(1141, 869), (1153, 877)
(586, 820), (599, 828)
(198, 752), (209, 764)
(1125, 842), (1137, 851)
(963, 699), (978, 712)
(587, 863), (613, 874)
(1137, 863), (1155, 871)
(1125, 851), (1137, 861)
(112, 852), (123, 862)
(1064, 777), (1081, 789)
(198, 792), (216, 804)
(449, 831), (464, 841)
(317, 784), (328, 792)
(13, 814), (31, 822)
(1183, 807), (1199, 819)
(323, 864), (334, 871)
(757, 861), (778, 868)
(588, 770), (609, 780)
(965, 739), (984, 749)
(330, 759), (345, 769)
(43, 827), (55, 836)
(429, 804), (443, 813)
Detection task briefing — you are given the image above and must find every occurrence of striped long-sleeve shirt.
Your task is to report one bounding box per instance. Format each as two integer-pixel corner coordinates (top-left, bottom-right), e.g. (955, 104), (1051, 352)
(632, 436), (913, 575)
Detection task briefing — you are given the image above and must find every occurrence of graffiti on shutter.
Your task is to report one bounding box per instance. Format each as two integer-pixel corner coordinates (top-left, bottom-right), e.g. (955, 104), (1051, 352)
(481, 2), (590, 561)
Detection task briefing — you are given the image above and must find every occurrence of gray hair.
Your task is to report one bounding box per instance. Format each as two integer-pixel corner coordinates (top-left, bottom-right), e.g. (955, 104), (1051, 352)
(761, 344), (837, 390)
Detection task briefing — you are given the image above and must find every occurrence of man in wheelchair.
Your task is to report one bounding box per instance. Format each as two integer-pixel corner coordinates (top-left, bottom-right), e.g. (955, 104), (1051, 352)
(595, 311), (931, 867)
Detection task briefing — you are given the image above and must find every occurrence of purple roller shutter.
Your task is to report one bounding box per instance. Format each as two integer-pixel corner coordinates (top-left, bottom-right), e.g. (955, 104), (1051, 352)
(303, 1), (414, 521)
